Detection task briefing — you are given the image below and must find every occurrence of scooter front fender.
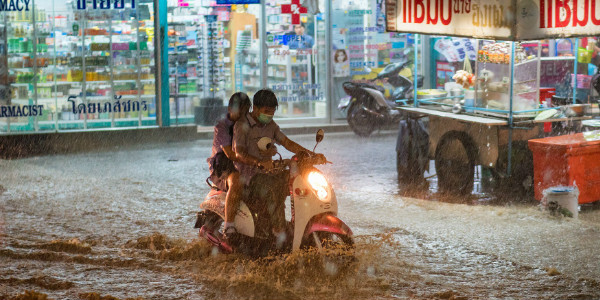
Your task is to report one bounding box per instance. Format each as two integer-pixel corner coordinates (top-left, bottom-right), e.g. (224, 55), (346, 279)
(303, 213), (353, 240)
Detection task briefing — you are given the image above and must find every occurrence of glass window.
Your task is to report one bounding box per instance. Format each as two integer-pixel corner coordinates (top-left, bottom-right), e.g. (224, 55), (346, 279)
(331, 0), (414, 119)
(2, 1), (39, 132)
(421, 37), (593, 116)
(166, 1), (261, 126)
(0, 0), (157, 133)
(265, 0), (327, 120)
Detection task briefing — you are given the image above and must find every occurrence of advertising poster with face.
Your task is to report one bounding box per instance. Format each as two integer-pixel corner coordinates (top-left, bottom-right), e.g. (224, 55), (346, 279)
(333, 49), (350, 77)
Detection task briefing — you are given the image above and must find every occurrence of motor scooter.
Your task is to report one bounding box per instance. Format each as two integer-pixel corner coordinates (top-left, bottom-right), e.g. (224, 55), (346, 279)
(195, 130), (354, 256)
(338, 53), (424, 137)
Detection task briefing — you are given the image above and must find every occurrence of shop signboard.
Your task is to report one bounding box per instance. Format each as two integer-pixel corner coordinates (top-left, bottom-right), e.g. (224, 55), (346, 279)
(0, 0), (31, 11)
(385, 0), (600, 41)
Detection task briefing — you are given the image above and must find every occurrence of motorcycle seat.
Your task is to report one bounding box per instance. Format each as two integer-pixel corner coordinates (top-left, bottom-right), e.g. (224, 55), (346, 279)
(343, 81), (385, 94)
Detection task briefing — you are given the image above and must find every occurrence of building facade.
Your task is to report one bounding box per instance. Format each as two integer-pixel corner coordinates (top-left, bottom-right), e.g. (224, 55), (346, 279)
(0, 0), (413, 134)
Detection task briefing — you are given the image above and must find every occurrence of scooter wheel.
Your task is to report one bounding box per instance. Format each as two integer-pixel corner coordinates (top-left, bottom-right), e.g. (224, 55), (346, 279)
(347, 101), (376, 137)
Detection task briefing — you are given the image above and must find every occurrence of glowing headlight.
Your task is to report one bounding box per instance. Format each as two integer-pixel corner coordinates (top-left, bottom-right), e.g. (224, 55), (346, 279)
(307, 171), (329, 201)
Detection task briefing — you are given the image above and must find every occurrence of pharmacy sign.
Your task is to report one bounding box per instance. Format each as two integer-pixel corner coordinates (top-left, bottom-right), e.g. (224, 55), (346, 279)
(281, 0), (307, 25)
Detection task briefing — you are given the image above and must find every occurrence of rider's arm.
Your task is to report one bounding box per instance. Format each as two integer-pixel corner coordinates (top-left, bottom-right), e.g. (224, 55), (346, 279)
(274, 127), (312, 155)
(280, 136), (311, 154)
(221, 145), (237, 162)
(234, 146), (261, 167)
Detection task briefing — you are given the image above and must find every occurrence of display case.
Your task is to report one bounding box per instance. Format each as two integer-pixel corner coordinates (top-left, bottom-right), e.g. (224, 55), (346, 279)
(473, 41), (541, 118)
(167, 8), (231, 125)
(238, 41), (261, 92)
(415, 39), (586, 121)
(1, 1), (156, 133)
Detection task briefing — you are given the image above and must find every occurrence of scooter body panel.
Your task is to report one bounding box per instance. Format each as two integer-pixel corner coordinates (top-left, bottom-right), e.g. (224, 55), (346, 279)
(199, 189), (255, 237)
(290, 169), (338, 251)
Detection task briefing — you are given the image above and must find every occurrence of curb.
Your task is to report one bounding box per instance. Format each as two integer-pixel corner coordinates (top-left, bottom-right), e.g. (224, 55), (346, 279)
(0, 123), (354, 158)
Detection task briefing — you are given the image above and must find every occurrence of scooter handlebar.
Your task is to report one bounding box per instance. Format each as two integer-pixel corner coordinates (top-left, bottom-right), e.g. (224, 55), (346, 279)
(263, 153), (329, 173)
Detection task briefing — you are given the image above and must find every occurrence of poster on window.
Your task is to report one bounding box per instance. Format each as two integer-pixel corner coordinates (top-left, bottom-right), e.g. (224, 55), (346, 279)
(332, 49), (350, 77)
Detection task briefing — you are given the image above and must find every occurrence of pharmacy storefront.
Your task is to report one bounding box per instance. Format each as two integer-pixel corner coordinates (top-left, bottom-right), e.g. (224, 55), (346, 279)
(0, 0), (413, 133)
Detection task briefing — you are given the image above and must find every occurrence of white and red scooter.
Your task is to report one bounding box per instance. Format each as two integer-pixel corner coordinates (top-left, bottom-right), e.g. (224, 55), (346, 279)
(195, 130), (353, 256)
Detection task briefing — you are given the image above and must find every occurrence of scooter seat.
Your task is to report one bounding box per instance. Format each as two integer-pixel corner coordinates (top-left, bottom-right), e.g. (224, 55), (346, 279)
(389, 109), (401, 116)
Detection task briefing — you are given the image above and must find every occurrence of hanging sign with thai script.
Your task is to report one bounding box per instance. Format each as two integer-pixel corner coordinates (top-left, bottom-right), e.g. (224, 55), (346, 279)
(519, 0), (600, 40)
(385, 0), (600, 41)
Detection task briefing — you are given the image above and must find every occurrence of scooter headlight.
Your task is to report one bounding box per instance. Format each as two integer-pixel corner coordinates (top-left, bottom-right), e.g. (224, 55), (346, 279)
(307, 171), (329, 201)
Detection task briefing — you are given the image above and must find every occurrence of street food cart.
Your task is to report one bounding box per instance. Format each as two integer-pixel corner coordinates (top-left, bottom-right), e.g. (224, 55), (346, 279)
(386, 0), (600, 196)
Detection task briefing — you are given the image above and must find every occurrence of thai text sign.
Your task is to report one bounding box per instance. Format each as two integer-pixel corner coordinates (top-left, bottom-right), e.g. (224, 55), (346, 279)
(385, 0), (600, 41)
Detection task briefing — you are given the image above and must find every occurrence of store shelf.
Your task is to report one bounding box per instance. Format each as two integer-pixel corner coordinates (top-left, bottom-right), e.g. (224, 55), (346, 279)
(83, 79), (155, 84)
(513, 59), (539, 67)
(173, 92), (203, 96)
(11, 67), (36, 71)
(268, 61), (311, 66)
(38, 82), (73, 86)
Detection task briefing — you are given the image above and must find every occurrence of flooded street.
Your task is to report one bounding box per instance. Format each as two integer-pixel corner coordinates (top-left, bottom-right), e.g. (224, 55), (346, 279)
(1, 131), (600, 299)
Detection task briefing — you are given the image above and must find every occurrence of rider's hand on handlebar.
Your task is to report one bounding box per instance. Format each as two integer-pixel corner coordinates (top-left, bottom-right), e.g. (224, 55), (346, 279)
(313, 153), (327, 164)
(257, 160), (274, 171)
(259, 145), (278, 158)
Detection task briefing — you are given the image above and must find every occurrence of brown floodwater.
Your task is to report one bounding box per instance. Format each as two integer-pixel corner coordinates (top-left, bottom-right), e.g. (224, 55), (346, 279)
(1, 133), (599, 299)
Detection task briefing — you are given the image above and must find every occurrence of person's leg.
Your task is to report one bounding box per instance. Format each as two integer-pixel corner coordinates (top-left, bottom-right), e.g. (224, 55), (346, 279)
(224, 171), (242, 233)
(269, 173), (289, 248)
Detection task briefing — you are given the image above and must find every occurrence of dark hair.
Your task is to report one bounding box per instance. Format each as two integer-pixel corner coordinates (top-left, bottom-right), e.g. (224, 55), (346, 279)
(229, 92), (251, 112)
(253, 89), (278, 108)
(334, 49), (348, 62)
(295, 23), (305, 28)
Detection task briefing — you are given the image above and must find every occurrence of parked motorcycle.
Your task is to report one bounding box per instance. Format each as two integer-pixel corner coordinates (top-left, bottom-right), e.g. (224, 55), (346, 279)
(338, 56), (424, 137)
(195, 130), (354, 256)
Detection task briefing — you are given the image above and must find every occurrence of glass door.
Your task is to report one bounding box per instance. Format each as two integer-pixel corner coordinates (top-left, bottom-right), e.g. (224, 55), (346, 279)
(166, 1), (261, 126)
(265, 0), (327, 120)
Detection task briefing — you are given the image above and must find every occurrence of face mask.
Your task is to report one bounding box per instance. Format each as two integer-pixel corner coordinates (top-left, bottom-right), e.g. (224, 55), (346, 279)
(257, 113), (273, 124)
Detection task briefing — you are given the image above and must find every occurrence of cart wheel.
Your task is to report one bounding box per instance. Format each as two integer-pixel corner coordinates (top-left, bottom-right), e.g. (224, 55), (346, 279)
(347, 99), (377, 137)
(434, 131), (476, 196)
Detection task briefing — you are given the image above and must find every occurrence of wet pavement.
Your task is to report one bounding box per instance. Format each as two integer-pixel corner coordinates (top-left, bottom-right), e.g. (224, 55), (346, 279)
(1, 131), (600, 299)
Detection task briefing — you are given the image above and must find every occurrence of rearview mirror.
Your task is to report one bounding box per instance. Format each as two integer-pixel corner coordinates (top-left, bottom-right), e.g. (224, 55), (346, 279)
(316, 129), (324, 143)
(313, 129), (324, 153)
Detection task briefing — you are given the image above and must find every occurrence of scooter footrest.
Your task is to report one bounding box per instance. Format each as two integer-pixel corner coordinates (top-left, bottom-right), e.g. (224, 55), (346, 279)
(194, 211), (206, 229)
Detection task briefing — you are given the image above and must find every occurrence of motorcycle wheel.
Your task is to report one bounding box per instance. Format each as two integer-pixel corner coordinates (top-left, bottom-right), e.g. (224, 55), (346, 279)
(305, 231), (354, 250)
(347, 100), (377, 137)
(302, 232), (355, 275)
